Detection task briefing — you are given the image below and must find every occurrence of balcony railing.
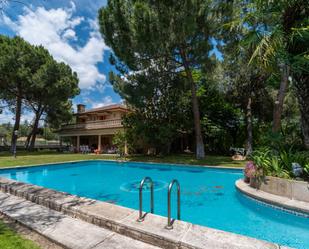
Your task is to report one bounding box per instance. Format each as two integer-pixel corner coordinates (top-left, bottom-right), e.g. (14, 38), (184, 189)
(61, 119), (123, 130)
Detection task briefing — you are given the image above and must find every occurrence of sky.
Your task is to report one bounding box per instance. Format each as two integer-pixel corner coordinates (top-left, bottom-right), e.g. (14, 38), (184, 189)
(0, 0), (122, 124)
(0, 0), (222, 124)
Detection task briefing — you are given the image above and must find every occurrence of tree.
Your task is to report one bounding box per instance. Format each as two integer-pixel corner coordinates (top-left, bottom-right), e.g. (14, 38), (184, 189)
(0, 36), (49, 153)
(25, 59), (79, 150)
(220, 9), (273, 155)
(222, 53), (272, 155)
(110, 63), (192, 155)
(99, 0), (216, 158)
(0, 35), (79, 152)
(232, 0), (309, 148)
(285, 4), (309, 149)
(252, 0), (309, 148)
(197, 67), (244, 153)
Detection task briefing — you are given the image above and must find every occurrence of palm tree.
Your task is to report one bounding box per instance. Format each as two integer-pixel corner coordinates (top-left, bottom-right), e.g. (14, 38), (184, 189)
(228, 0), (309, 147)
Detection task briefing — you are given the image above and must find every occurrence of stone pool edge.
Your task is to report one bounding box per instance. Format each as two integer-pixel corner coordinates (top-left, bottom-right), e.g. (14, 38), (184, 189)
(236, 179), (309, 216)
(0, 158), (243, 171)
(0, 177), (285, 249)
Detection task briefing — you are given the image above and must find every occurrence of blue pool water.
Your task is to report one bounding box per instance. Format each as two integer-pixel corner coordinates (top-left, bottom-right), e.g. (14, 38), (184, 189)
(0, 160), (308, 248)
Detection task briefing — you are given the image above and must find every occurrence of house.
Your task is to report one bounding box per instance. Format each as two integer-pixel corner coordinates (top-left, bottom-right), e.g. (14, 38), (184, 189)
(58, 104), (129, 153)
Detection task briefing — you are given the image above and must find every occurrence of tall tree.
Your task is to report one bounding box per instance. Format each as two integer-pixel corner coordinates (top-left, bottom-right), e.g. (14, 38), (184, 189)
(0, 35), (79, 151)
(0, 36), (49, 153)
(233, 0), (309, 148)
(283, 2), (309, 149)
(99, 0), (216, 158)
(25, 59), (79, 150)
(253, 0), (309, 148)
(110, 63), (192, 154)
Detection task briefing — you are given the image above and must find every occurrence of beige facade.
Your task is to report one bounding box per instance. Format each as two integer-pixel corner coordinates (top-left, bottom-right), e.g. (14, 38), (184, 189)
(58, 104), (129, 153)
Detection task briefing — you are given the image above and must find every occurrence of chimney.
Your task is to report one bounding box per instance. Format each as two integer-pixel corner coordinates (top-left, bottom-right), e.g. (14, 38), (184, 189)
(77, 104), (86, 113)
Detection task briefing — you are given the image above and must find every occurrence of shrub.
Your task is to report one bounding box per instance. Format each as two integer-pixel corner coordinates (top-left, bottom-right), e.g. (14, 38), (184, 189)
(250, 147), (309, 180)
(112, 131), (127, 156)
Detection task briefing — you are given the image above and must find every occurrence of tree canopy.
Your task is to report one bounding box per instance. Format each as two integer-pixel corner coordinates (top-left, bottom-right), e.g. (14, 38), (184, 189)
(98, 0), (308, 155)
(99, 0), (219, 158)
(0, 35), (79, 151)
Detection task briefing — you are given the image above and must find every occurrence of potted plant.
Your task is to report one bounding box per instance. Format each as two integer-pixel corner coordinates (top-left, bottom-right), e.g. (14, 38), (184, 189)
(244, 161), (257, 183)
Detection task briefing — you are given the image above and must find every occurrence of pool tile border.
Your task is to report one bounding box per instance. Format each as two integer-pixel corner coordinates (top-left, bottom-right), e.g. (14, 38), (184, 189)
(236, 179), (309, 216)
(0, 177), (283, 249)
(0, 158), (244, 171)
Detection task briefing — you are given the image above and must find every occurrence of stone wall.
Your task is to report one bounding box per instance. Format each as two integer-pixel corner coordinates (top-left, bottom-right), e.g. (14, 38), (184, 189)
(250, 176), (309, 202)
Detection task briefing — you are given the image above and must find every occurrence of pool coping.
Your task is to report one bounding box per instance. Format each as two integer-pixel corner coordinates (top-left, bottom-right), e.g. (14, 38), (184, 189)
(0, 158), (244, 171)
(236, 179), (309, 216)
(0, 176), (284, 249)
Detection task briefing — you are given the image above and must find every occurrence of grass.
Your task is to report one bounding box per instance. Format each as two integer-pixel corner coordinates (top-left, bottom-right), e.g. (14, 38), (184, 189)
(0, 150), (246, 168)
(0, 220), (40, 249)
(130, 154), (246, 167)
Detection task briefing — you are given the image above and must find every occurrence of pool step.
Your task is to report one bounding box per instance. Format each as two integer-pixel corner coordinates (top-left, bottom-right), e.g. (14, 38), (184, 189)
(0, 191), (160, 249)
(0, 177), (286, 249)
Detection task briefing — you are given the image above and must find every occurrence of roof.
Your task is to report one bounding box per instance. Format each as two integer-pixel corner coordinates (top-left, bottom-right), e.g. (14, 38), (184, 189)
(75, 104), (129, 115)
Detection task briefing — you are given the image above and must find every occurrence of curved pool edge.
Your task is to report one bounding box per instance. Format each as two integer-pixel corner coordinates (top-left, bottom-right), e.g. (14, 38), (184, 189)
(0, 176), (282, 249)
(235, 179), (309, 216)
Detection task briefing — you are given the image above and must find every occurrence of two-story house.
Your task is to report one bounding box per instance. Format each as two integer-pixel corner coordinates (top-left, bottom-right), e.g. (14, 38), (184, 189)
(58, 104), (129, 153)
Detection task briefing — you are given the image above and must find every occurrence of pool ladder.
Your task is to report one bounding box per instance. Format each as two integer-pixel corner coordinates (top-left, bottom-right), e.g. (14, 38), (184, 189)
(137, 176), (181, 230)
(137, 177), (154, 222)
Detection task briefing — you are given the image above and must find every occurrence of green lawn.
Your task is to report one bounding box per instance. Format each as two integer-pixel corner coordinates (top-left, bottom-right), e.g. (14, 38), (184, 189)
(0, 220), (40, 249)
(0, 151), (246, 168)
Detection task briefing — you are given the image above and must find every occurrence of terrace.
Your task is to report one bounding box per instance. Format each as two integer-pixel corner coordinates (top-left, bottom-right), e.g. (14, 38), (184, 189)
(58, 104), (129, 153)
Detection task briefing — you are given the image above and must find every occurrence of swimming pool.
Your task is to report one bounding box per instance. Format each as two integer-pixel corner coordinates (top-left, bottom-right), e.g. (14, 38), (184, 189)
(0, 160), (308, 248)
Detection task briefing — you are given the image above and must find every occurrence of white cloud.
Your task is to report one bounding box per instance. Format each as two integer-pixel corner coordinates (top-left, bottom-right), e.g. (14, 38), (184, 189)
(62, 29), (76, 40)
(82, 96), (115, 109)
(1, 4), (108, 89)
(93, 96), (114, 108)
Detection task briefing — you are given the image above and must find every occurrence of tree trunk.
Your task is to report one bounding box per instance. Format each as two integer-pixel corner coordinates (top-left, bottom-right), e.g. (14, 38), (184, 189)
(25, 125), (33, 149)
(180, 49), (205, 159)
(301, 114), (309, 150)
(273, 64), (290, 133)
(246, 96), (253, 155)
(28, 108), (43, 151)
(25, 133), (32, 149)
(294, 75), (309, 150)
(10, 90), (22, 154)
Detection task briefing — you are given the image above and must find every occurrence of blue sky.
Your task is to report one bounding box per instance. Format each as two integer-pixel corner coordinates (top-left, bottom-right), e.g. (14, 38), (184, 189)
(0, 0), (122, 123)
(0, 0), (222, 124)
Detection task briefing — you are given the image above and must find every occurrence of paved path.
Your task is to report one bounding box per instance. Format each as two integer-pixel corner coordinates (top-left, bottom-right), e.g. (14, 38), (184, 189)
(0, 192), (160, 249)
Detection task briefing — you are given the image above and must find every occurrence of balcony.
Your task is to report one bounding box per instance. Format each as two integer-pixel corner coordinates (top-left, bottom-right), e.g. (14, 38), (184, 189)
(61, 119), (123, 130)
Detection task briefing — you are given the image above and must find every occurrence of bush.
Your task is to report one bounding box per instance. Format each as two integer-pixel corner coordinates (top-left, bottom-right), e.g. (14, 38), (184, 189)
(112, 131), (127, 156)
(304, 163), (309, 180)
(250, 147), (309, 180)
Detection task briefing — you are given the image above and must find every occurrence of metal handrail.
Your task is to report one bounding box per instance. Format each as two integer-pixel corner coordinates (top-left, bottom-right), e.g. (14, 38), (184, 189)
(137, 177), (154, 222)
(165, 179), (181, 230)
